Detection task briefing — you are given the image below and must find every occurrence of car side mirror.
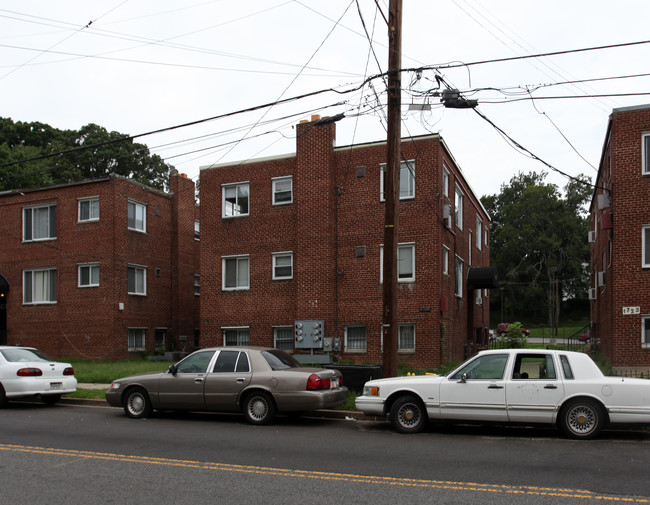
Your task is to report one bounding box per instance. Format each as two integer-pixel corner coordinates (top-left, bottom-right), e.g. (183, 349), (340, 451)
(169, 364), (178, 375)
(457, 373), (468, 384)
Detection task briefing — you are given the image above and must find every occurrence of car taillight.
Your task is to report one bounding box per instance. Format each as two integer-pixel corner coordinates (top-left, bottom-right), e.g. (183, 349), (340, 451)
(17, 368), (43, 377)
(307, 374), (331, 390)
(63, 367), (74, 376)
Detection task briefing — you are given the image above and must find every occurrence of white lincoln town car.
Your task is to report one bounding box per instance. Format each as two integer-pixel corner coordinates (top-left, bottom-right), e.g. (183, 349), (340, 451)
(355, 349), (650, 439)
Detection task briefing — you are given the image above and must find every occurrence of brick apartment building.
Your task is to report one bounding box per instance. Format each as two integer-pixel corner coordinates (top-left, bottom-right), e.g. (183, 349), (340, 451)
(0, 172), (199, 360)
(589, 103), (650, 372)
(199, 116), (493, 369)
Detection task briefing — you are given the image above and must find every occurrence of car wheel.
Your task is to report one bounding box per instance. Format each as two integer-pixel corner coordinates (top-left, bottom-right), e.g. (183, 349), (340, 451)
(243, 391), (276, 425)
(123, 387), (153, 419)
(41, 394), (61, 405)
(559, 398), (604, 439)
(390, 395), (427, 434)
(0, 385), (7, 408)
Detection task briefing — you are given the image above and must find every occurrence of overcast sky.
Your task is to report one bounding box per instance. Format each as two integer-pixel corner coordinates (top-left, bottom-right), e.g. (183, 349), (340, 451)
(2, 0), (650, 198)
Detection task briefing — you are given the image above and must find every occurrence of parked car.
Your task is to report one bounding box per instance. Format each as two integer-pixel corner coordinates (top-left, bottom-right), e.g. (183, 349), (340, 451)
(497, 323), (530, 337)
(579, 331), (591, 343)
(355, 349), (650, 439)
(106, 347), (349, 424)
(0, 346), (77, 407)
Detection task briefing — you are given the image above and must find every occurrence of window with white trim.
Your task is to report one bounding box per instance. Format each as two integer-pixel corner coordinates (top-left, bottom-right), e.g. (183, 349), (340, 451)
(128, 265), (147, 295)
(442, 164), (450, 197)
(128, 328), (145, 351)
(380, 160), (415, 201)
(443, 246), (449, 275)
(469, 230), (473, 266)
(643, 134), (650, 175)
(194, 275), (200, 296)
(643, 316), (650, 347)
(223, 327), (249, 346)
(643, 226), (650, 268)
(23, 203), (56, 241)
(274, 327), (293, 351)
(345, 325), (367, 352)
(78, 263), (99, 287)
(78, 197), (99, 222)
(399, 324), (415, 351)
(272, 252), (293, 280)
(194, 220), (200, 240)
(272, 176), (293, 205)
(128, 200), (146, 232)
(476, 217), (483, 251)
(23, 268), (57, 304)
(222, 255), (249, 290)
(455, 256), (464, 298)
(380, 243), (415, 283)
(222, 182), (249, 217)
(454, 185), (464, 229)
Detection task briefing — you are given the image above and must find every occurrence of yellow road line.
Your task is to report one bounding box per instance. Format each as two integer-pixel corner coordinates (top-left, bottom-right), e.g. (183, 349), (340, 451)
(0, 443), (647, 502)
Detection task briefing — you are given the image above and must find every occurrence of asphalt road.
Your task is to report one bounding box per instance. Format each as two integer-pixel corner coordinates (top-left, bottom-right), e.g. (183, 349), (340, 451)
(2, 400), (650, 505)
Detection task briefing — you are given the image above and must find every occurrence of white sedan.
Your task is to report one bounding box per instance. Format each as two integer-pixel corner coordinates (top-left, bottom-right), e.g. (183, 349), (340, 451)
(355, 349), (650, 439)
(0, 346), (77, 406)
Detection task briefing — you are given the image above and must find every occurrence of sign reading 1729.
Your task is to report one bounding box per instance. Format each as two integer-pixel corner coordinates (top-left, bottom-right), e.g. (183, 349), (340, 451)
(622, 306), (641, 315)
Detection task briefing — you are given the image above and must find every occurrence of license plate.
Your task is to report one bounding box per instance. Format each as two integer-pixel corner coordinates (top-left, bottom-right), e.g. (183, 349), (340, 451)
(330, 378), (339, 389)
(50, 382), (62, 390)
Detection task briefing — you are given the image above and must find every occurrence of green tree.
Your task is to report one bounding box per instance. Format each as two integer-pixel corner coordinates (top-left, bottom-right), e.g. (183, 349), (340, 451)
(0, 118), (172, 191)
(481, 171), (591, 326)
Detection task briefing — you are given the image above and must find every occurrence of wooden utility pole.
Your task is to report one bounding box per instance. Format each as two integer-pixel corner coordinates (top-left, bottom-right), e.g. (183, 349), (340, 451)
(382, 0), (402, 378)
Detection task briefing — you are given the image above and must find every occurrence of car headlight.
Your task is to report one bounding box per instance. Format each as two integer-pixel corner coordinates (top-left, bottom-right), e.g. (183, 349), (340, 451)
(363, 385), (380, 396)
(110, 382), (121, 390)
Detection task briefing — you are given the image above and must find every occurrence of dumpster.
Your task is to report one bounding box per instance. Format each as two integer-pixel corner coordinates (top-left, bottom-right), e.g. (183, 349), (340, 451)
(324, 364), (382, 392)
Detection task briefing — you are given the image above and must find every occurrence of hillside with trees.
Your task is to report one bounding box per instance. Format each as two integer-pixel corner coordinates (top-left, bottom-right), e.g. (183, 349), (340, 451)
(0, 118), (172, 191)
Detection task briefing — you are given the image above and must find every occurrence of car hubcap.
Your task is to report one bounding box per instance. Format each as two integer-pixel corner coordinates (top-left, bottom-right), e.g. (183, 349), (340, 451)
(399, 404), (420, 427)
(129, 394), (144, 415)
(568, 406), (595, 434)
(249, 398), (267, 420)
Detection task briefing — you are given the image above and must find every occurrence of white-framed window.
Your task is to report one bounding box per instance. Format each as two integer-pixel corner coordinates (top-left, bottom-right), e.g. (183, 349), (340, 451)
(23, 203), (56, 242)
(128, 328), (146, 351)
(345, 325), (367, 352)
(399, 324), (415, 351)
(455, 255), (464, 298)
(194, 275), (200, 296)
(78, 263), (99, 287)
(380, 243), (415, 283)
(643, 133), (650, 175)
(476, 217), (483, 251)
(442, 164), (450, 198)
(194, 220), (200, 241)
(222, 182), (249, 218)
(643, 226), (650, 268)
(223, 327), (250, 346)
(222, 255), (249, 290)
(454, 185), (464, 229)
(468, 230), (473, 266)
(128, 265), (147, 295)
(643, 316), (650, 347)
(272, 252), (293, 280)
(380, 160), (415, 201)
(272, 176), (293, 205)
(274, 326), (293, 351)
(78, 197), (100, 222)
(443, 245), (449, 275)
(23, 267), (57, 304)
(476, 290), (483, 306)
(128, 200), (146, 232)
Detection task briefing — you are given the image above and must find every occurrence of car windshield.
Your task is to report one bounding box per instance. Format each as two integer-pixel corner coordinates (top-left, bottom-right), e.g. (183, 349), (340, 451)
(261, 349), (302, 370)
(1, 348), (52, 362)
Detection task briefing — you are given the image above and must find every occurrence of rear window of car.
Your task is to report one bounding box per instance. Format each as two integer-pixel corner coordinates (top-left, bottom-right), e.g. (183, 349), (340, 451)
(262, 349), (301, 370)
(560, 355), (574, 380)
(1, 348), (51, 362)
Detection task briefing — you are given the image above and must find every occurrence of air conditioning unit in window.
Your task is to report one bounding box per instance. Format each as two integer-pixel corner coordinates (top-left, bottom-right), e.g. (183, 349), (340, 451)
(588, 231), (596, 243)
(598, 271), (606, 287)
(476, 296), (483, 306)
(588, 288), (597, 300)
(443, 204), (452, 228)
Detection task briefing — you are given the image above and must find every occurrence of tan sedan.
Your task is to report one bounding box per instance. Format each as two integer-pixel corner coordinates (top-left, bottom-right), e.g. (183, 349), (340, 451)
(105, 347), (348, 425)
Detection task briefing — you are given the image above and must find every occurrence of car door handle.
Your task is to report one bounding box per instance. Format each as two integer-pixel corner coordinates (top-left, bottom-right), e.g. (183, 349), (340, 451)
(487, 384), (504, 389)
(544, 384), (557, 389)
(236, 378), (246, 383)
(194, 377), (205, 383)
